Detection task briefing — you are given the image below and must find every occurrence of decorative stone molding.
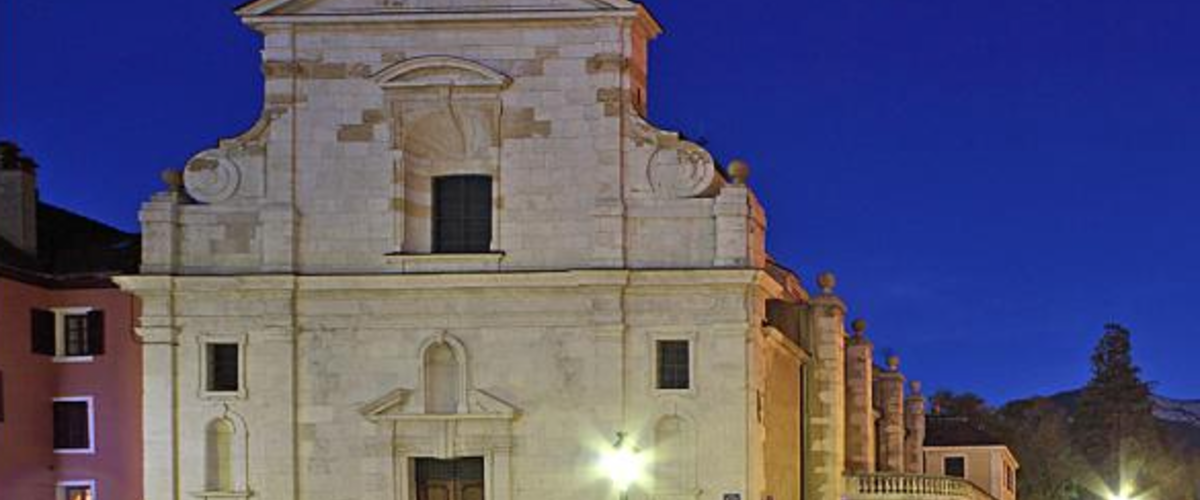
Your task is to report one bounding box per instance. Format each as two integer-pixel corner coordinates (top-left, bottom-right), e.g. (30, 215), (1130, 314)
(374, 56), (511, 90)
(184, 150), (243, 204)
(631, 115), (721, 199)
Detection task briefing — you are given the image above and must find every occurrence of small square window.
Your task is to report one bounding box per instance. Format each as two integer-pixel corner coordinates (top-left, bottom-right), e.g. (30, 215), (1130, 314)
(944, 456), (966, 478)
(64, 485), (93, 500)
(53, 399), (93, 452)
(57, 481), (95, 500)
(207, 344), (240, 393)
(656, 340), (690, 390)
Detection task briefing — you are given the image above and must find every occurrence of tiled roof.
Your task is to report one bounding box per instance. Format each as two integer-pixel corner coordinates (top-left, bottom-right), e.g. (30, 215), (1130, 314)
(0, 202), (139, 287)
(924, 416), (1007, 447)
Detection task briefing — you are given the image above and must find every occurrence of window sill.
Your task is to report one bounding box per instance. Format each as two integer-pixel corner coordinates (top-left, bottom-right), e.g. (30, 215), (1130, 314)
(654, 388), (696, 397)
(384, 251), (505, 273)
(191, 490), (253, 499)
(52, 355), (95, 364)
(200, 390), (245, 401)
(54, 447), (95, 455)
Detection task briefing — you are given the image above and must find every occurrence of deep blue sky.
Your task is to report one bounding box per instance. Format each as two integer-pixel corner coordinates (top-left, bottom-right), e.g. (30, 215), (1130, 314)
(5, 1), (1199, 404)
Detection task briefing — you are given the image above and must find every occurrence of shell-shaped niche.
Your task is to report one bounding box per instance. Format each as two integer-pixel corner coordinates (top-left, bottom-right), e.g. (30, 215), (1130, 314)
(184, 150), (243, 204)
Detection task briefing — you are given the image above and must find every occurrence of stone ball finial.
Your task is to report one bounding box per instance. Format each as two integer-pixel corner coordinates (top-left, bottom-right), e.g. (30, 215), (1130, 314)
(728, 159), (750, 185)
(850, 318), (867, 337)
(161, 169), (184, 192)
(816, 271), (837, 294)
(886, 354), (901, 372)
(910, 380), (922, 394)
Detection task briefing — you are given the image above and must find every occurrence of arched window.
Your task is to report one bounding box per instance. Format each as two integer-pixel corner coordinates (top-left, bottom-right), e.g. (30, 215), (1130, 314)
(653, 415), (695, 493)
(424, 342), (461, 414)
(206, 418), (235, 491)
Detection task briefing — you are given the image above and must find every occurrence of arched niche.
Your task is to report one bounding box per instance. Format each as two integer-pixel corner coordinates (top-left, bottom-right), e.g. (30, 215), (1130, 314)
(653, 414), (697, 496)
(417, 333), (471, 414)
(200, 412), (250, 498)
(379, 56), (508, 254)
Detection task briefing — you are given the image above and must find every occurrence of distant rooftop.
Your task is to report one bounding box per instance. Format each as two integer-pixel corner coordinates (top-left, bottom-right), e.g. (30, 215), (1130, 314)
(924, 416), (1007, 447)
(0, 202), (140, 287)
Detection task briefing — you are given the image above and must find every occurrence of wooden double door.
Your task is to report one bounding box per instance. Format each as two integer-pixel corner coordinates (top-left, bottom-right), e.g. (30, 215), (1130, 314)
(415, 457), (485, 500)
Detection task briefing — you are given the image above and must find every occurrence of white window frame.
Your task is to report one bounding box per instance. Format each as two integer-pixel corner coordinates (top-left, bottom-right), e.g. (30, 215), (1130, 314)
(943, 455), (968, 478)
(51, 307), (96, 364)
(651, 333), (697, 395)
(198, 335), (248, 400)
(56, 479), (97, 500)
(52, 396), (95, 455)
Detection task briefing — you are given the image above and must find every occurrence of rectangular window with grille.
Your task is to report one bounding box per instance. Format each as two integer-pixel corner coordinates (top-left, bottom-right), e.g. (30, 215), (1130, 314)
(53, 399), (92, 452)
(433, 175), (492, 254)
(63, 314), (90, 356)
(944, 456), (966, 478)
(656, 340), (691, 390)
(207, 343), (240, 393)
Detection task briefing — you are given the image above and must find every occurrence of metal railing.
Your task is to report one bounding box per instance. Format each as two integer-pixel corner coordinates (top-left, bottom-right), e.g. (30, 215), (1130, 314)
(845, 473), (996, 500)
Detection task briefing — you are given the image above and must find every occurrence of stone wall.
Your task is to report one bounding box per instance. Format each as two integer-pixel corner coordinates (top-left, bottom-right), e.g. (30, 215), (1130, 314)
(119, 270), (789, 500)
(141, 3), (764, 276)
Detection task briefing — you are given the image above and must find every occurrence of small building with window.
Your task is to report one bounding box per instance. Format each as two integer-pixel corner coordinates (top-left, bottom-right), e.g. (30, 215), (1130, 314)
(0, 142), (143, 500)
(924, 416), (1020, 500)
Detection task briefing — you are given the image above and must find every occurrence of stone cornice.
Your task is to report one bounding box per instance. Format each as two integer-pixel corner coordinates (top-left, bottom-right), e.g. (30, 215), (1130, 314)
(241, 8), (642, 28)
(116, 269), (767, 292)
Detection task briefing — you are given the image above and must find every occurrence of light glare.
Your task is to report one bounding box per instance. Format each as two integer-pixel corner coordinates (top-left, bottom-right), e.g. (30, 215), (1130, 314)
(601, 441), (645, 491)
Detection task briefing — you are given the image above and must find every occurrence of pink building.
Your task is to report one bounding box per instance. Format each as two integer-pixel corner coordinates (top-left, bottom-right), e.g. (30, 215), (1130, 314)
(0, 143), (142, 500)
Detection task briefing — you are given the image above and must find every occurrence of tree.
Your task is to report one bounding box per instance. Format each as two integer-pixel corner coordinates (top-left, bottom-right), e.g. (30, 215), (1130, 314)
(930, 390), (998, 429)
(1069, 324), (1190, 499)
(996, 398), (1087, 500)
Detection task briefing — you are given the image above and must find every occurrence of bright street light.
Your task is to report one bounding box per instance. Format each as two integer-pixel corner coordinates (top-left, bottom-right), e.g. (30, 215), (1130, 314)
(601, 432), (646, 496)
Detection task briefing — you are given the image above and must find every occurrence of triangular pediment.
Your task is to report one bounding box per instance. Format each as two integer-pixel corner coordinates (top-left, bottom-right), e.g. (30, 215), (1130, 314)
(237, 0), (637, 17)
(359, 386), (519, 421)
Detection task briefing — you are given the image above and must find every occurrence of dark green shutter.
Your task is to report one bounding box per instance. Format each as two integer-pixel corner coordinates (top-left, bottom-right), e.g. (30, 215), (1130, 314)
(31, 309), (56, 356)
(86, 310), (105, 355)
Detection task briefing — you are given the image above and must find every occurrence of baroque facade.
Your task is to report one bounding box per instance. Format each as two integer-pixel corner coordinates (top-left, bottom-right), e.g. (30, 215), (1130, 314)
(115, 2), (1015, 500)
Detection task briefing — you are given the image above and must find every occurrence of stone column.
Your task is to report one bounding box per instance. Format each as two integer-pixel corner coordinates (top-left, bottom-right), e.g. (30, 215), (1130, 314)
(904, 380), (927, 474)
(874, 355), (906, 472)
(806, 272), (847, 500)
(844, 319), (876, 473)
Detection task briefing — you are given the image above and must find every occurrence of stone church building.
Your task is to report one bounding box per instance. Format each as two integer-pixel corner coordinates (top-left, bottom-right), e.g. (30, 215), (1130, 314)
(116, 2), (1015, 500)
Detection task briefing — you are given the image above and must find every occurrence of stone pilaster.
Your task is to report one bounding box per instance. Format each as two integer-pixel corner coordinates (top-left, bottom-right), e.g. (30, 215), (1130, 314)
(139, 171), (186, 274)
(874, 355), (906, 472)
(260, 202), (296, 272)
(904, 380), (927, 474)
(844, 319), (876, 473)
(806, 272), (847, 500)
(714, 161), (767, 268)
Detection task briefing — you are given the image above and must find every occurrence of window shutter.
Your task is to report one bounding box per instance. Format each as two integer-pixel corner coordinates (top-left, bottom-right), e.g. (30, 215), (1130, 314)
(31, 309), (56, 356)
(87, 310), (105, 355)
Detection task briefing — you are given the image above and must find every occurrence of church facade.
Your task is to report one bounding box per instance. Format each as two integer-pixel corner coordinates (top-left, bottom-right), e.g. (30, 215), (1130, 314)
(115, 2), (1014, 500)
